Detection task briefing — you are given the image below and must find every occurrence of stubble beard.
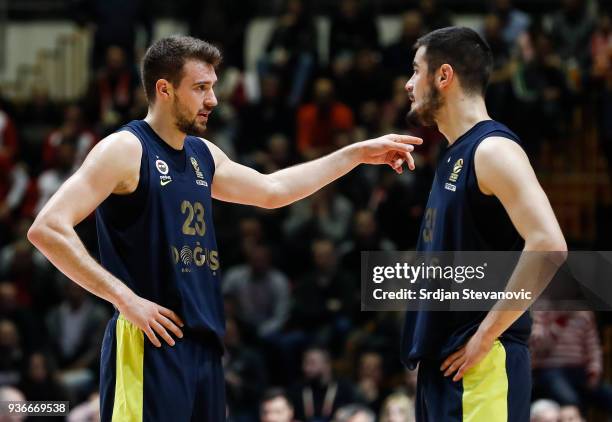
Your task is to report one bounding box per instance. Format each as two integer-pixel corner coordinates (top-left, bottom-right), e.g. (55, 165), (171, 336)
(173, 94), (207, 137)
(406, 79), (443, 128)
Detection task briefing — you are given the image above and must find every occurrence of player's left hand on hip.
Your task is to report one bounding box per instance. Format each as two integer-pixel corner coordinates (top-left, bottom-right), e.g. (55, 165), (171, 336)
(358, 134), (423, 173)
(440, 331), (495, 382)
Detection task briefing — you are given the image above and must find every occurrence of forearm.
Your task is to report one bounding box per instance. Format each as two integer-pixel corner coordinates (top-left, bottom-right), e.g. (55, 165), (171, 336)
(266, 144), (361, 208)
(28, 220), (133, 308)
(477, 241), (567, 341)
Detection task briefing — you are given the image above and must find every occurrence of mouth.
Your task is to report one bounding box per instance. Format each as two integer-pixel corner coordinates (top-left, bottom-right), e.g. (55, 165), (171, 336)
(197, 110), (211, 120)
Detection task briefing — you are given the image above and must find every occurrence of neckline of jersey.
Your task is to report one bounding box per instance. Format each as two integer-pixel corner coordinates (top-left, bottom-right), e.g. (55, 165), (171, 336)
(142, 120), (187, 155)
(141, 120), (188, 173)
(446, 119), (494, 151)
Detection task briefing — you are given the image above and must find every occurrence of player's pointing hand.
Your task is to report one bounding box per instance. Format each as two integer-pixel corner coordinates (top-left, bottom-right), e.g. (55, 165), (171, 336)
(118, 292), (185, 347)
(356, 134), (423, 173)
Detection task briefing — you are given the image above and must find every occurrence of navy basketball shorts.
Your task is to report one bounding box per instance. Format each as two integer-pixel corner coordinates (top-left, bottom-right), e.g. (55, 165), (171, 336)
(416, 339), (531, 422)
(99, 313), (226, 422)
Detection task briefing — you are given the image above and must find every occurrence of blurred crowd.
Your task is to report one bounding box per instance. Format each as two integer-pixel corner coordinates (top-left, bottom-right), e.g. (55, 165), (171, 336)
(1, 0), (612, 421)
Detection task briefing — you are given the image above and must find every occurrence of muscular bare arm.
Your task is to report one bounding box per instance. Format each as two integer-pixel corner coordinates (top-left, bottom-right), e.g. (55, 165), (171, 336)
(441, 137), (567, 381)
(27, 132), (183, 347)
(206, 134), (423, 208)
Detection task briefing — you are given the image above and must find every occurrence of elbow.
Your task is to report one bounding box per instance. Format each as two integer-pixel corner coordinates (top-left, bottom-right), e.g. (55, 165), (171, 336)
(525, 232), (568, 265)
(27, 220), (46, 248)
(259, 177), (285, 209)
(260, 194), (280, 210)
(27, 215), (65, 251)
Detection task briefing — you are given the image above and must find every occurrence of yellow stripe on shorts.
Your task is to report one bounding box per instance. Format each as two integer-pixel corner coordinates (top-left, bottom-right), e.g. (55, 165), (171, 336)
(462, 339), (509, 422)
(112, 315), (144, 422)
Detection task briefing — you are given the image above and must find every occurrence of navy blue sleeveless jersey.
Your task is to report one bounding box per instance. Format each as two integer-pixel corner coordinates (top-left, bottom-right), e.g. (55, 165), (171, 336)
(401, 120), (531, 368)
(96, 120), (225, 341)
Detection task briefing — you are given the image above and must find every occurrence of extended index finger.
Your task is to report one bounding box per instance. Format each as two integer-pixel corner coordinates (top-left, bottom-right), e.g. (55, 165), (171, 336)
(381, 140), (415, 153)
(387, 134), (423, 145)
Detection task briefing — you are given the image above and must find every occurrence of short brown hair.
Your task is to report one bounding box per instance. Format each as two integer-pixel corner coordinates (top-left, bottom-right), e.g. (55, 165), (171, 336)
(414, 27), (492, 96)
(141, 36), (222, 104)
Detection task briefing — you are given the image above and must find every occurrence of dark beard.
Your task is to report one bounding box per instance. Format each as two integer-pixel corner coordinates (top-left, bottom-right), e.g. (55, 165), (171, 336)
(173, 95), (207, 137)
(406, 82), (443, 127)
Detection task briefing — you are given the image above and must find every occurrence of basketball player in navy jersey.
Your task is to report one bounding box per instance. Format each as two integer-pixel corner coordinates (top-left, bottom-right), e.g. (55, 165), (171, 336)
(26, 36), (421, 421)
(401, 27), (567, 421)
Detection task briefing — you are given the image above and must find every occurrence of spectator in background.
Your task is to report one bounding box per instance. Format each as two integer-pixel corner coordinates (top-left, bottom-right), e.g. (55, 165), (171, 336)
(370, 161), (432, 250)
(0, 107), (18, 164)
(18, 353), (69, 407)
(512, 29), (571, 158)
(332, 404), (375, 422)
(296, 78), (354, 159)
(0, 319), (23, 386)
(75, 0), (152, 70)
(395, 368), (418, 400)
(0, 160), (29, 244)
(530, 311), (612, 414)
(283, 185), (354, 244)
(223, 243), (290, 339)
(34, 139), (77, 215)
(238, 75), (294, 157)
(85, 46), (139, 135)
(383, 11), (424, 78)
(220, 216), (269, 270)
(354, 351), (390, 414)
(0, 386), (26, 422)
(259, 0), (317, 106)
(249, 134), (294, 175)
(290, 347), (356, 422)
(590, 13), (612, 187)
(291, 238), (354, 352)
(43, 104), (97, 171)
(184, 0), (252, 70)
(16, 89), (60, 168)
(339, 209), (395, 278)
(550, 0), (595, 66)
(530, 399), (561, 422)
(418, 0), (452, 32)
(559, 405), (585, 422)
(225, 317), (268, 422)
(67, 391), (100, 422)
(0, 108), (26, 243)
(335, 49), (390, 118)
(379, 393), (415, 422)
(329, 0), (379, 68)
(491, 0), (531, 49)
(0, 220), (56, 309)
(482, 13), (515, 122)
(260, 388), (295, 422)
(381, 76), (413, 134)
(46, 281), (109, 400)
(0, 282), (43, 353)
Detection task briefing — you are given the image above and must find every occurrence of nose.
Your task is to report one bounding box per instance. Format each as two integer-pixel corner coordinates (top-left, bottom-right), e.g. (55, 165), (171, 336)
(205, 90), (218, 108)
(405, 79), (413, 93)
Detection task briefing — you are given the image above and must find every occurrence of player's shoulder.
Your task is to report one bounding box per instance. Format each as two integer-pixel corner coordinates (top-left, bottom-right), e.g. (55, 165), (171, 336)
(81, 130), (142, 175)
(97, 130), (142, 156)
(474, 136), (532, 194)
(476, 136), (525, 162)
